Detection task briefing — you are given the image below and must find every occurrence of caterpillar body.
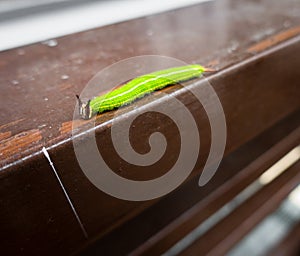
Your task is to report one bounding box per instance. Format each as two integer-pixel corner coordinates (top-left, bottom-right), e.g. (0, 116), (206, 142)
(77, 64), (211, 119)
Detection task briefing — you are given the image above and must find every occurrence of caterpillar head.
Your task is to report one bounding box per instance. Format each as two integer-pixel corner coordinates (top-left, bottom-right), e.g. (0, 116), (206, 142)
(76, 95), (92, 120)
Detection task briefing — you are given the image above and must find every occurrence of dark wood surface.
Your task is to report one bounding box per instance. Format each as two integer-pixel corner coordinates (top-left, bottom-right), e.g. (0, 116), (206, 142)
(130, 123), (300, 256)
(0, 0), (300, 255)
(83, 111), (300, 256)
(1, 0), (300, 168)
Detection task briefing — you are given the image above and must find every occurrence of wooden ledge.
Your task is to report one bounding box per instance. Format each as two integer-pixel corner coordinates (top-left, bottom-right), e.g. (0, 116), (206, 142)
(0, 0), (300, 255)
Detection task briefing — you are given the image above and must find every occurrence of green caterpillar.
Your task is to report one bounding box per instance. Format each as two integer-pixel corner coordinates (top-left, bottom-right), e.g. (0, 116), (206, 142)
(77, 64), (211, 119)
